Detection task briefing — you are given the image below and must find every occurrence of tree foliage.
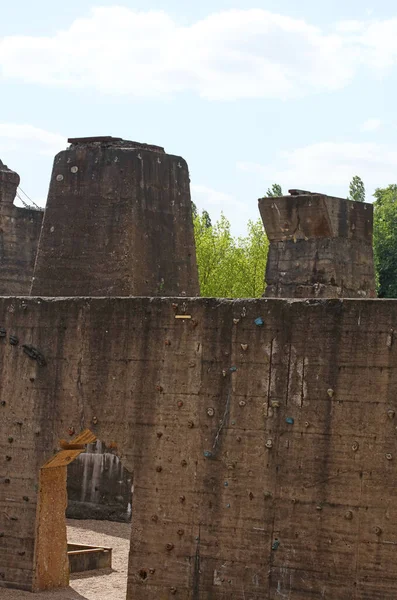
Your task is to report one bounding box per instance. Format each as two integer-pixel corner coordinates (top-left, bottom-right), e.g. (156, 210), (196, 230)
(266, 183), (283, 197)
(348, 176), (365, 203)
(373, 184), (397, 297)
(193, 212), (269, 298)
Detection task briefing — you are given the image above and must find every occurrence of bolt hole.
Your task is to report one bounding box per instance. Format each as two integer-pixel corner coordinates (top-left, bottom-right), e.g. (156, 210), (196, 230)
(139, 569), (148, 580)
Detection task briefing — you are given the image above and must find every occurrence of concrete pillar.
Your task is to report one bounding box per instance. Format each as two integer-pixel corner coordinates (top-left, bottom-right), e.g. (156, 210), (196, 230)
(0, 160), (43, 294)
(259, 191), (376, 298)
(31, 137), (199, 297)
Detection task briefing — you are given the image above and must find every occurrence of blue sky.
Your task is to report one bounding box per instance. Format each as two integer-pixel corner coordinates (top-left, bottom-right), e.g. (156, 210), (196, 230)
(1, 0), (397, 233)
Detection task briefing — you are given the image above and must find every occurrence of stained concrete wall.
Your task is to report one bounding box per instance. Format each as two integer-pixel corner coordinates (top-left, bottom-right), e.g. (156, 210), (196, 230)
(1, 296), (397, 598)
(31, 137), (199, 297)
(259, 193), (376, 298)
(0, 161), (43, 295)
(66, 441), (132, 522)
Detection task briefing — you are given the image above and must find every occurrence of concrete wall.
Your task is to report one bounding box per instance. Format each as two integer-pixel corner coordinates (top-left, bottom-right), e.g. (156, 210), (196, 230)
(0, 161), (43, 295)
(259, 193), (376, 298)
(66, 441), (132, 522)
(31, 137), (199, 297)
(1, 296), (397, 598)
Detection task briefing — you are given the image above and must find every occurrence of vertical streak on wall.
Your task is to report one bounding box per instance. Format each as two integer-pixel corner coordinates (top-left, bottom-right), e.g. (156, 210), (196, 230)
(33, 466), (69, 592)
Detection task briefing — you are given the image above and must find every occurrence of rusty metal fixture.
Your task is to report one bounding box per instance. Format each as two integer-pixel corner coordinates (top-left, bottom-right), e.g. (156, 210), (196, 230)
(149, 568), (155, 575)
(241, 343), (248, 351)
(187, 420), (194, 428)
(156, 431), (163, 438)
(305, 421), (310, 428)
(177, 400), (183, 408)
(179, 495), (186, 503)
(265, 439), (273, 449)
(327, 388), (334, 398)
(387, 409), (395, 419)
(170, 588), (177, 595)
(239, 400), (246, 407)
(374, 526), (382, 536)
(222, 369), (227, 377)
(68, 427), (75, 436)
(386, 453), (393, 461)
(233, 318), (240, 325)
(352, 442), (359, 452)
(166, 543), (174, 551)
(164, 339), (171, 346)
(236, 436), (242, 442)
(138, 569), (147, 580)
(156, 384), (163, 392)
(151, 515), (158, 523)
(207, 407), (215, 417)
(156, 465), (162, 473)
(345, 510), (353, 520)
(177, 529), (184, 536)
(92, 416), (98, 425)
(181, 459), (187, 467)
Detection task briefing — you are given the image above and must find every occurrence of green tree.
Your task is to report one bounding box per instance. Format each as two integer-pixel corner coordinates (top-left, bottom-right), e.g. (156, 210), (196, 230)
(193, 212), (269, 297)
(373, 184), (397, 297)
(201, 209), (212, 229)
(348, 176), (365, 203)
(266, 183), (283, 197)
(191, 201), (198, 219)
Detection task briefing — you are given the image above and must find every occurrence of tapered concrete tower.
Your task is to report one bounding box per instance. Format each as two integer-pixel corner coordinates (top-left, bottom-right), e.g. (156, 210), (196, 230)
(31, 137), (199, 297)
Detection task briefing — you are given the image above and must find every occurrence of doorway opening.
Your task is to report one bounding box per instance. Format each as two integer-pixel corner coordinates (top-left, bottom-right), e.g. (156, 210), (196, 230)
(33, 430), (133, 600)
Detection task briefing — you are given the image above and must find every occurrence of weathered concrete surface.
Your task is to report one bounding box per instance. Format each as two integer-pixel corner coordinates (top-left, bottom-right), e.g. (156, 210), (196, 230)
(2, 296), (397, 598)
(0, 161), (43, 294)
(30, 137), (199, 297)
(66, 441), (132, 522)
(259, 193), (376, 298)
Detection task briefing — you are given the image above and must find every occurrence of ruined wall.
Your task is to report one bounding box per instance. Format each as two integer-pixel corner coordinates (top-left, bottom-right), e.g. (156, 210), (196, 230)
(259, 193), (376, 298)
(1, 296), (397, 598)
(31, 137), (199, 297)
(0, 161), (43, 294)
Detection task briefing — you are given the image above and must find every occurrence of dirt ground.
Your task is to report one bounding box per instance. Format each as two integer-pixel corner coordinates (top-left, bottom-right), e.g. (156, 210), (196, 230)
(3, 519), (131, 600)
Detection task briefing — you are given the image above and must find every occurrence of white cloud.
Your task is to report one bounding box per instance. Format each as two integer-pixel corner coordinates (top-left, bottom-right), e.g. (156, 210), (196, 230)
(360, 118), (382, 132)
(238, 142), (397, 193)
(0, 123), (66, 155)
(0, 7), (365, 100)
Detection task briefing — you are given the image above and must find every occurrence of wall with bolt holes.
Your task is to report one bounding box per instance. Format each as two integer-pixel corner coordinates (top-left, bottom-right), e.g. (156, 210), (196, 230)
(1, 296), (397, 598)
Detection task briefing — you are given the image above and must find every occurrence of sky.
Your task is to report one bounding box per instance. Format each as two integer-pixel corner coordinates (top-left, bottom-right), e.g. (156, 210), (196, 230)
(2, 0), (397, 233)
